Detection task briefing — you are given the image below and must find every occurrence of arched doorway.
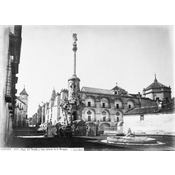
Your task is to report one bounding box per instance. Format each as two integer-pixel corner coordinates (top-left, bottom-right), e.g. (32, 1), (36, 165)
(99, 123), (111, 131)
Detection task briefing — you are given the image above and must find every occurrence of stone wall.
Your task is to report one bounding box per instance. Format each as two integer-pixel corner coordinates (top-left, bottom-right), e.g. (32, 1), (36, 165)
(0, 26), (12, 147)
(123, 113), (175, 135)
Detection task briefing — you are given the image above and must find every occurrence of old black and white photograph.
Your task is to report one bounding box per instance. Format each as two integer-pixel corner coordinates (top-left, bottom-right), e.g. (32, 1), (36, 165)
(0, 1), (175, 175)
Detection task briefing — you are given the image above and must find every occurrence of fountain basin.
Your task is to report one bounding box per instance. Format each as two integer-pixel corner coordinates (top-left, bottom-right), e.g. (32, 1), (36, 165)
(103, 136), (162, 145)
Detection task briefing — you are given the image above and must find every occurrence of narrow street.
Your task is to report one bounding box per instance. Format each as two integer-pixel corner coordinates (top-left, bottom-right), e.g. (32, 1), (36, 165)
(6, 127), (175, 151)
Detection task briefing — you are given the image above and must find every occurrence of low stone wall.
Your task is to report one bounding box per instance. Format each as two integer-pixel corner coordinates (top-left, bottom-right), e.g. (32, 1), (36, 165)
(123, 113), (175, 135)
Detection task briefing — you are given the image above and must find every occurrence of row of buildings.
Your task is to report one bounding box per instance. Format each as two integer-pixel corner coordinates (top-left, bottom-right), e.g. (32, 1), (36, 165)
(31, 33), (173, 135)
(30, 88), (60, 126)
(0, 25), (24, 147)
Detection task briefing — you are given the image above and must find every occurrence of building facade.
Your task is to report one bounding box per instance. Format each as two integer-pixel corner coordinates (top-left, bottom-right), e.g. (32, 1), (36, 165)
(57, 82), (157, 135)
(0, 25), (22, 147)
(33, 89), (61, 127)
(80, 85), (156, 132)
(14, 87), (29, 128)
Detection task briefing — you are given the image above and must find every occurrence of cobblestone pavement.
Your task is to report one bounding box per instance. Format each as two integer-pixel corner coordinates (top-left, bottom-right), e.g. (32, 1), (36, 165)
(5, 128), (175, 151)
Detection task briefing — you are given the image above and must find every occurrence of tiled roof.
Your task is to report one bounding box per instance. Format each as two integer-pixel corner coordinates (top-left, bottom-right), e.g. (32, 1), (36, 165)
(20, 88), (28, 96)
(16, 97), (26, 105)
(111, 85), (126, 91)
(125, 106), (158, 115)
(81, 87), (113, 95)
(111, 84), (128, 95)
(145, 77), (168, 91)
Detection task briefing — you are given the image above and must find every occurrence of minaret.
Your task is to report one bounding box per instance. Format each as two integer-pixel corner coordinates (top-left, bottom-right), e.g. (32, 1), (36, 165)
(68, 33), (80, 101)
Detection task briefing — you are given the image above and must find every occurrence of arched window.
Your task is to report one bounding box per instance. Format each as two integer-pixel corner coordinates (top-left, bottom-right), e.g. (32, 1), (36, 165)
(103, 116), (106, 121)
(114, 111), (123, 122)
(88, 102), (91, 107)
(101, 98), (109, 108)
(84, 110), (95, 122)
(85, 98), (95, 107)
(88, 116), (91, 121)
(116, 111), (120, 116)
(127, 100), (134, 109)
(87, 110), (92, 115)
(101, 110), (110, 122)
(114, 99), (123, 109)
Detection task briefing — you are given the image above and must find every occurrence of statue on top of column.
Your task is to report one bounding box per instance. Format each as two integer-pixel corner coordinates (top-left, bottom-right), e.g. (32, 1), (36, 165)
(73, 33), (78, 43)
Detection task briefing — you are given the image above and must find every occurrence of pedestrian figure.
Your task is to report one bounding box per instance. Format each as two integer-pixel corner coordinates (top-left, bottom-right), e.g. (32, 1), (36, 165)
(126, 128), (135, 137)
(86, 125), (91, 136)
(126, 128), (132, 137)
(47, 122), (53, 137)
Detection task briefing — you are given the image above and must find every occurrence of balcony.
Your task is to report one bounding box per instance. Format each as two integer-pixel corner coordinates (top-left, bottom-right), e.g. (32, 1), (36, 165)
(5, 94), (12, 103)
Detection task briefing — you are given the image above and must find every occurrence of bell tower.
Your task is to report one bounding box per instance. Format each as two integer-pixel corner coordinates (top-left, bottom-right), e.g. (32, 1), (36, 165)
(19, 86), (28, 112)
(68, 33), (80, 101)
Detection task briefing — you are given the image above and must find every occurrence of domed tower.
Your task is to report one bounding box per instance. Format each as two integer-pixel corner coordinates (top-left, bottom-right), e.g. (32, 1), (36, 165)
(143, 74), (171, 102)
(68, 33), (80, 101)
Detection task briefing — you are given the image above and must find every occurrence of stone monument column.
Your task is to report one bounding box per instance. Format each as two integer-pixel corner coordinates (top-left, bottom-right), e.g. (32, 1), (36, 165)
(68, 33), (80, 101)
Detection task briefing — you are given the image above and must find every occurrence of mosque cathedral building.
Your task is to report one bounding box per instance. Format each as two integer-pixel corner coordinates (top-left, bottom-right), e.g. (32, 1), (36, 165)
(58, 75), (171, 134)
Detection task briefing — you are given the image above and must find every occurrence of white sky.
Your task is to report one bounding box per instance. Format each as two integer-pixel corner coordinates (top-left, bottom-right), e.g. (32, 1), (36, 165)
(16, 25), (174, 117)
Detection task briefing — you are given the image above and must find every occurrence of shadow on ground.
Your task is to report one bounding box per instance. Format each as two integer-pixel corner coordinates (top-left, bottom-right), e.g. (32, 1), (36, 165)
(5, 127), (175, 151)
